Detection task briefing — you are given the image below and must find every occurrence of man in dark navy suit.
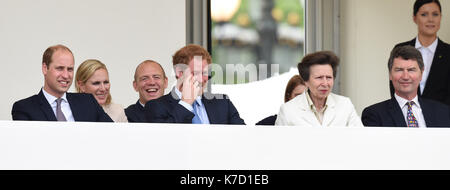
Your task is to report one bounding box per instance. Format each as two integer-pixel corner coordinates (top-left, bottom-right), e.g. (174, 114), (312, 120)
(145, 44), (245, 125)
(362, 45), (450, 127)
(125, 60), (168, 122)
(11, 44), (112, 122)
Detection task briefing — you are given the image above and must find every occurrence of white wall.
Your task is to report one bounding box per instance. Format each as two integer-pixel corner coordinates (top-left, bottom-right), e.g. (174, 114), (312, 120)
(0, 0), (185, 120)
(340, 0), (450, 115)
(3, 121), (450, 169)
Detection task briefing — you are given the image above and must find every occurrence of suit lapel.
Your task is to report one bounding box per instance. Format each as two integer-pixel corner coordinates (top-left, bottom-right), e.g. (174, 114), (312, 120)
(322, 94), (336, 127)
(418, 98), (433, 126)
(388, 98), (407, 127)
(38, 90), (57, 121)
(422, 38), (444, 96)
(202, 93), (216, 124)
(168, 88), (181, 105)
(136, 100), (147, 121)
(297, 93), (321, 126)
(66, 93), (79, 120)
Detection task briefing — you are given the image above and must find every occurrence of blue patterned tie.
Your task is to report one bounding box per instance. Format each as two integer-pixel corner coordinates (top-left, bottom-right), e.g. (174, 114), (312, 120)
(406, 102), (418, 128)
(192, 101), (202, 124)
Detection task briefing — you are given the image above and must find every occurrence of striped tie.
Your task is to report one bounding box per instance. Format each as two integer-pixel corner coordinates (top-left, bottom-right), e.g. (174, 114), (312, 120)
(406, 102), (418, 128)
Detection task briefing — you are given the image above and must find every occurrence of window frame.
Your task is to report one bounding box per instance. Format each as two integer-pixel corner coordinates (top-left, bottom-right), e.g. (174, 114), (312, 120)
(185, 0), (340, 91)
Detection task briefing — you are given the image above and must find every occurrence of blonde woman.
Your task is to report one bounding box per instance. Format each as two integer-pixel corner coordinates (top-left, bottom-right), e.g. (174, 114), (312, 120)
(75, 59), (128, 122)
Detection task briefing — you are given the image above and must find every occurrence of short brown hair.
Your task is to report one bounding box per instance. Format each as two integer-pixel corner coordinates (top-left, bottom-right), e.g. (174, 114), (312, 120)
(388, 45), (424, 72)
(284, 75), (305, 102)
(297, 51), (339, 82)
(172, 44), (212, 66)
(42, 44), (73, 67)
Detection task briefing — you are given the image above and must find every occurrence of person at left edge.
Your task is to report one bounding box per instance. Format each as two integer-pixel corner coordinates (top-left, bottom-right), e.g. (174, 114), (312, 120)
(145, 44), (245, 125)
(11, 44), (113, 122)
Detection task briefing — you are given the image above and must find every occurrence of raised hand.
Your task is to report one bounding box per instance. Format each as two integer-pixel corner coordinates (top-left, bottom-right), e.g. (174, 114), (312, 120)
(180, 70), (202, 105)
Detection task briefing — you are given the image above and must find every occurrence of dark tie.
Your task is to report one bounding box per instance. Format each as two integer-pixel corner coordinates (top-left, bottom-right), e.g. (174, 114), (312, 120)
(192, 101), (202, 124)
(406, 102), (418, 128)
(56, 98), (67, 121)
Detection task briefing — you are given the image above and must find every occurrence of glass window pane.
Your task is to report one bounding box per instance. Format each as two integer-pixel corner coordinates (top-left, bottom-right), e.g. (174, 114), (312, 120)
(210, 0), (305, 125)
(210, 0), (305, 84)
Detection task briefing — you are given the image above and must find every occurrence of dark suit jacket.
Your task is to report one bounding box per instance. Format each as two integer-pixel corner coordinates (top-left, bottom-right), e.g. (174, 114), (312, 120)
(256, 115), (277, 126)
(125, 100), (147, 123)
(391, 38), (450, 105)
(12, 90), (113, 122)
(145, 90), (245, 125)
(362, 97), (450, 127)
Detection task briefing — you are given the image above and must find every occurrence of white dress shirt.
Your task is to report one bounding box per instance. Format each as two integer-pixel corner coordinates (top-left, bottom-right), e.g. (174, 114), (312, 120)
(42, 88), (75, 122)
(415, 37), (438, 94)
(394, 93), (427, 128)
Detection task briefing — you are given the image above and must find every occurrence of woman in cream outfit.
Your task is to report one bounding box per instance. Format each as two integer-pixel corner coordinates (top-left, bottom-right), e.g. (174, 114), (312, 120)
(75, 59), (128, 122)
(275, 51), (363, 127)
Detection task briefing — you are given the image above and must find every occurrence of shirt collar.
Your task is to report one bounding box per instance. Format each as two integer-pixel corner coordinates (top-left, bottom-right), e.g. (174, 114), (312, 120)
(42, 88), (67, 105)
(173, 87), (203, 106)
(394, 93), (420, 109)
(138, 100), (145, 108)
(305, 89), (328, 112)
(415, 37), (438, 53)
(305, 90), (314, 108)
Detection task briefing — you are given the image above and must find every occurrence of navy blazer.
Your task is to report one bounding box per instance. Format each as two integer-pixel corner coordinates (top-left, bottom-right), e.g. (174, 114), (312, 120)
(255, 115), (277, 126)
(361, 97), (450, 127)
(391, 38), (450, 105)
(145, 90), (245, 125)
(124, 100), (147, 123)
(12, 90), (113, 122)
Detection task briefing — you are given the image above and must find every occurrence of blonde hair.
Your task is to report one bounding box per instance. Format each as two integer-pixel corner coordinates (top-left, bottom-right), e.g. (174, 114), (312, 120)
(75, 59), (112, 105)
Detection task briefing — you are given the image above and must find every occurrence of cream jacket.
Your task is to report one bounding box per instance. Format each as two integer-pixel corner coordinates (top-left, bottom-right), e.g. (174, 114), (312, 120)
(275, 93), (363, 127)
(102, 102), (128, 123)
